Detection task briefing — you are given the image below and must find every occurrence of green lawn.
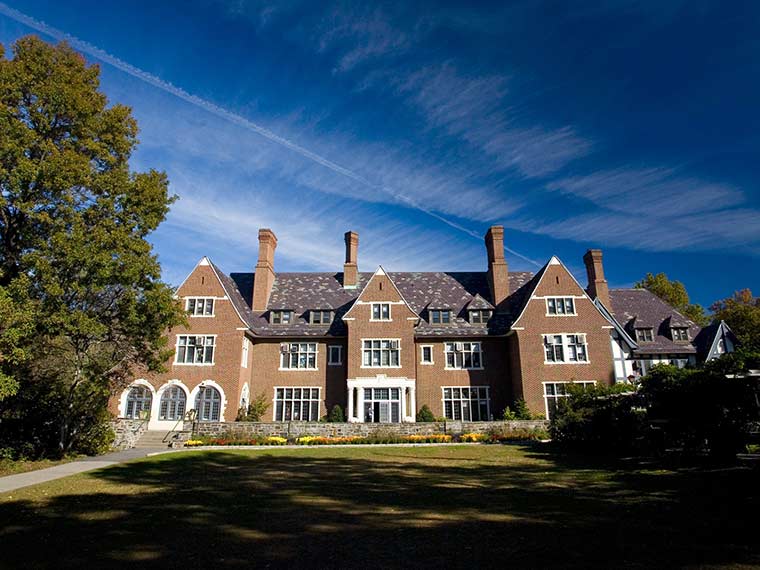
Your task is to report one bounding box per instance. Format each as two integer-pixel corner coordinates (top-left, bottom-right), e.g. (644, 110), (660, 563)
(0, 444), (757, 569)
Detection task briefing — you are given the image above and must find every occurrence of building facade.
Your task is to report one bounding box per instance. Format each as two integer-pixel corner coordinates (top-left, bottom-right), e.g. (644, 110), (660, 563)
(112, 226), (726, 427)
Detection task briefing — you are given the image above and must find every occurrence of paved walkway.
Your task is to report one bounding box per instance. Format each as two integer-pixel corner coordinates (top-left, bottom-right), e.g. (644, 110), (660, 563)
(0, 447), (168, 494)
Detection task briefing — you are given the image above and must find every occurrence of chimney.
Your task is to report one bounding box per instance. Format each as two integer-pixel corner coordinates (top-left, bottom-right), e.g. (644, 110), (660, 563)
(485, 225), (509, 310)
(343, 231), (359, 288)
(583, 249), (611, 309)
(252, 228), (277, 312)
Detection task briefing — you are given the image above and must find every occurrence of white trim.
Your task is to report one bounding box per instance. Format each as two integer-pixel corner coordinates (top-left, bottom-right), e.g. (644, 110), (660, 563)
(346, 377), (416, 423)
(369, 302), (393, 322)
(278, 341), (319, 371)
(151, 380), (192, 430)
(420, 344), (434, 365)
(175, 257), (249, 327)
(342, 266), (420, 320)
(544, 296), (578, 317)
(118, 379), (156, 419)
(542, 380), (596, 419)
(441, 386), (491, 421)
(511, 256), (608, 330)
(174, 334), (217, 366)
(360, 337), (402, 369)
(189, 380), (227, 422)
(272, 386), (322, 422)
(443, 341), (484, 370)
(542, 333), (590, 364)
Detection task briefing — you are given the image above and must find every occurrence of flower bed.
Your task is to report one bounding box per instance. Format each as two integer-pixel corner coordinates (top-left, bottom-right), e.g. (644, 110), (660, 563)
(185, 436), (287, 447)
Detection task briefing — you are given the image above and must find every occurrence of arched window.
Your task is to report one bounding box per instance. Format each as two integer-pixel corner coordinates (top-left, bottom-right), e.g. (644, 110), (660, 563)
(196, 386), (222, 421)
(125, 386), (152, 419)
(159, 386), (187, 421)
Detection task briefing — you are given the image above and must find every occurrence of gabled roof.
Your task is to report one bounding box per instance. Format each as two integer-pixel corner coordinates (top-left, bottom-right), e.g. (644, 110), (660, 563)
(607, 289), (700, 355)
(694, 320), (737, 360)
(466, 294), (494, 310)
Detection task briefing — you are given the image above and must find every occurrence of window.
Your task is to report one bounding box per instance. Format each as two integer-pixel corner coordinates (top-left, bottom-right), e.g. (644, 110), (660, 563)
(362, 339), (400, 367)
(430, 309), (451, 324)
(371, 303), (391, 321)
(280, 343), (318, 369)
(270, 310), (293, 325)
(717, 338), (726, 354)
(175, 335), (215, 364)
(444, 342), (483, 369)
(159, 386), (186, 421)
(275, 387), (320, 421)
(544, 334), (588, 363)
(469, 310), (492, 324)
(195, 386), (221, 421)
(328, 345), (343, 366)
(241, 338), (249, 368)
(364, 387), (401, 423)
(125, 386), (152, 419)
(442, 387), (490, 421)
(311, 310), (333, 325)
(636, 328), (654, 342)
(420, 345), (434, 365)
(544, 381), (594, 418)
(186, 297), (214, 316)
(546, 297), (576, 315)
(672, 327), (689, 342)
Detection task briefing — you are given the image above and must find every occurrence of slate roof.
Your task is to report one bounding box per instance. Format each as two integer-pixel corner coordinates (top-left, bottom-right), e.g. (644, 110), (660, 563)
(608, 289), (700, 355)
(227, 270), (533, 337)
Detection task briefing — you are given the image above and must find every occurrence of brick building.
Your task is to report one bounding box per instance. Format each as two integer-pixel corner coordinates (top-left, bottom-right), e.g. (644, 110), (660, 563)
(113, 226), (726, 428)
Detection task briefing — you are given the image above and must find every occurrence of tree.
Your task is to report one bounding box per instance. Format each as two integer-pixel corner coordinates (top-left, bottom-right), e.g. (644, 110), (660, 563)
(0, 36), (185, 456)
(0, 278), (37, 401)
(635, 272), (708, 326)
(503, 398), (532, 420)
(711, 289), (760, 353)
(327, 404), (345, 423)
(416, 405), (435, 422)
(237, 392), (270, 422)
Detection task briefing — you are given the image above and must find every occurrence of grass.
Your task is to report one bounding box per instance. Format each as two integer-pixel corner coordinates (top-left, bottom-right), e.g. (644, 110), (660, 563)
(0, 444), (758, 568)
(0, 456), (73, 477)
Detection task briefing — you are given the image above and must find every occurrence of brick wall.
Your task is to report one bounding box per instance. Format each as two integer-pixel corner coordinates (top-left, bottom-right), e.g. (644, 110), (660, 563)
(187, 419), (548, 438)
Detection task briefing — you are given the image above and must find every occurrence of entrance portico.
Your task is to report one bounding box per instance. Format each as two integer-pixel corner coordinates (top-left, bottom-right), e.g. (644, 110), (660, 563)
(346, 376), (416, 423)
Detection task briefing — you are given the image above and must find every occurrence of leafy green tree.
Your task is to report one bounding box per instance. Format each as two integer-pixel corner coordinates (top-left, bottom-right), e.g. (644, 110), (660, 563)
(710, 289), (760, 353)
(328, 404), (345, 423)
(237, 392), (270, 422)
(635, 272), (708, 326)
(0, 278), (37, 401)
(416, 405), (435, 422)
(0, 36), (184, 455)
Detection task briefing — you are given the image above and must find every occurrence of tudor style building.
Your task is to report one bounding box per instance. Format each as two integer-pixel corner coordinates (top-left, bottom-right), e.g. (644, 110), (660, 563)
(113, 226), (731, 427)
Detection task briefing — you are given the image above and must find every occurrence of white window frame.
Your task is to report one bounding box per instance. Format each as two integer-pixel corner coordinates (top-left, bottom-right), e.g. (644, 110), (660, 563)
(174, 335), (216, 365)
(444, 342), (484, 370)
(546, 297), (576, 316)
(636, 328), (654, 342)
(271, 310), (294, 325)
(361, 338), (401, 368)
(328, 345), (343, 366)
(672, 327), (689, 342)
(185, 297), (215, 317)
(543, 381), (595, 419)
(241, 337), (249, 368)
(420, 344), (434, 365)
(311, 310), (333, 325)
(273, 387), (321, 421)
(441, 386), (491, 421)
(279, 342), (318, 370)
(429, 309), (452, 325)
(370, 303), (392, 321)
(543, 334), (589, 364)
(469, 310), (492, 324)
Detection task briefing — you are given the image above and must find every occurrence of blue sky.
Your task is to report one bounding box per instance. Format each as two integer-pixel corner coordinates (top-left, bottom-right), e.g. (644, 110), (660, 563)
(1, 0), (758, 306)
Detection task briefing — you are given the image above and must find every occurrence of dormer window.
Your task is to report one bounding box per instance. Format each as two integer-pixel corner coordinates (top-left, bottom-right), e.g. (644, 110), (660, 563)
(672, 327), (689, 342)
(186, 297), (214, 316)
(469, 310), (492, 324)
(430, 309), (451, 325)
(270, 310), (293, 325)
(636, 328), (654, 342)
(546, 297), (575, 316)
(310, 310), (333, 325)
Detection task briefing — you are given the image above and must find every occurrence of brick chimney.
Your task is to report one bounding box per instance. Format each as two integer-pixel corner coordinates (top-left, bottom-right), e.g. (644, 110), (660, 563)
(343, 230), (359, 288)
(583, 249), (611, 309)
(252, 228), (277, 312)
(485, 225), (509, 310)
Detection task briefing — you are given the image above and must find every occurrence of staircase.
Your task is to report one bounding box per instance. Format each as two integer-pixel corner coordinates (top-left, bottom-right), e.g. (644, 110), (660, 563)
(134, 430), (178, 449)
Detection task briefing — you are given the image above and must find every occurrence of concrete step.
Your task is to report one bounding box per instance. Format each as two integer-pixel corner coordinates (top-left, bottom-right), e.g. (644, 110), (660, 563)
(134, 430), (176, 448)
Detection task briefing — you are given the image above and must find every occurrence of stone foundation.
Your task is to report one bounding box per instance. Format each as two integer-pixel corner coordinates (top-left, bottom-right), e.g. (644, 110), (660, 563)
(186, 420), (548, 439)
(110, 418), (149, 450)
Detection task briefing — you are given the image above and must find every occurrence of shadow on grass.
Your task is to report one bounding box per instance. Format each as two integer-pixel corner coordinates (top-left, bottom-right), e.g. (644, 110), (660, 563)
(0, 443), (758, 569)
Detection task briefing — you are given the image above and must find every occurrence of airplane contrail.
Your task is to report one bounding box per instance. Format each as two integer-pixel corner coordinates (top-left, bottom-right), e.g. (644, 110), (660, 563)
(0, 2), (540, 267)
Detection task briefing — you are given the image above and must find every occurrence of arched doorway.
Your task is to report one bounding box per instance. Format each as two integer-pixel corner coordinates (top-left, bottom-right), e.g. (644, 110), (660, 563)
(195, 386), (222, 421)
(125, 385), (152, 419)
(159, 386), (187, 421)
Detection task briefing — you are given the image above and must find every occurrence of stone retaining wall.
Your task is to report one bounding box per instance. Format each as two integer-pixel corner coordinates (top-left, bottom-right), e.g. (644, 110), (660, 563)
(110, 418), (149, 450)
(186, 420), (548, 439)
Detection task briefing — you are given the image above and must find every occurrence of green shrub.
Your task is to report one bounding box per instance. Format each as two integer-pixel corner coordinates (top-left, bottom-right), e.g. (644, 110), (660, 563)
(328, 405), (345, 423)
(416, 405), (435, 422)
(503, 398), (533, 420)
(236, 392), (270, 422)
